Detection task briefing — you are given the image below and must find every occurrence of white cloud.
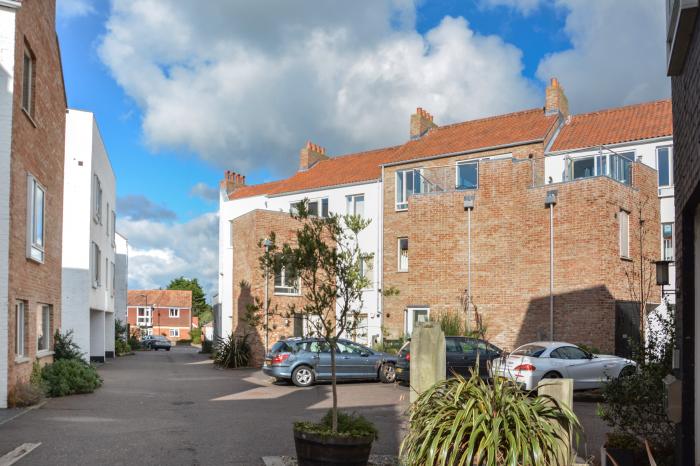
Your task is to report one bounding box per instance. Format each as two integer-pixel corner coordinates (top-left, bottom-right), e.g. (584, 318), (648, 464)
(536, 0), (670, 113)
(190, 182), (219, 202)
(117, 212), (218, 297)
(98, 1), (539, 177)
(57, 0), (95, 19)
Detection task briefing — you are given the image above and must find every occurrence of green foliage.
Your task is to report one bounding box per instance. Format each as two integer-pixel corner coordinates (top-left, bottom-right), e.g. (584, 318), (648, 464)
(213, 333), (251, 368)
(294, 410), (378, 440)
(597, 307), (676, 464)
(167, 276), (212, 319)
(190, 327), (202, 344)
(8, 380), (44, 407)
(115, 339), (131, 356)
(127, 334), (141, 351)
(201, 340), (213, 354)
(53, 330), (84, 361)
(41, 359), (102, 397)
(401, 371), (581, 466)
(577, 343), (601, 354)
(372, 339), (404, 355)
(115, 319), (128, 339)
(434, 310), (464, 336)
(606, 432), (641, 450)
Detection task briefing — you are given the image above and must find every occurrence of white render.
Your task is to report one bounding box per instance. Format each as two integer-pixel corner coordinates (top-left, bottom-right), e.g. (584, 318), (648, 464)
(114, 232), (129, 326)
(61, 109), (117, 361)
(544, 136), (676, 306)
(219, 180), (384, 346)
(0, 1), (18, 409)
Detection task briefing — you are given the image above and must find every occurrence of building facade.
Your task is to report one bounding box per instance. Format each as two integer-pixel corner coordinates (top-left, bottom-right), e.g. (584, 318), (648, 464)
(114, 232), (128, 326)
(0, 0), (67, 408)
(61, 109), (118, 362)
(127, 290), (193, 342)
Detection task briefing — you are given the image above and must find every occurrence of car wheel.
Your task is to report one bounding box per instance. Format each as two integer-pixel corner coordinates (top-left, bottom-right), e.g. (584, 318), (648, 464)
(542, 371), (562, 379)
(153, 348), (158, 351)
(292, 366), (315, 387)
(379, 363), (396, 383)
(619, 365), (635, 378)
(166, 348), (170, 352)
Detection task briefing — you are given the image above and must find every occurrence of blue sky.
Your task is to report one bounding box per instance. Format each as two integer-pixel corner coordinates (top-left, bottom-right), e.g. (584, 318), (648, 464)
(55, 0), (669, 296)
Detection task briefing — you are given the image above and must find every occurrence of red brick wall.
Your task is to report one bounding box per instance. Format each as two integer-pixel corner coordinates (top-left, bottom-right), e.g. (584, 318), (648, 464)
(7, 0), (66, 395)
(126, 306), (192, 341)
(382, 144), (659, 354)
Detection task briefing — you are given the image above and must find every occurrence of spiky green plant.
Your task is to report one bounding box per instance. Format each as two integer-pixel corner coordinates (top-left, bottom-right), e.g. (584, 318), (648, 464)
(213, 333), (251, 368)
(401, 371), (581, 465)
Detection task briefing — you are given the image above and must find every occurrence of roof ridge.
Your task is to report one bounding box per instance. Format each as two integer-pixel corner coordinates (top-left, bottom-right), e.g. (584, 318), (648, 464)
(569, 99), (672, 120)
(432, 107), (545, 132)
(319, 144), (402, 162)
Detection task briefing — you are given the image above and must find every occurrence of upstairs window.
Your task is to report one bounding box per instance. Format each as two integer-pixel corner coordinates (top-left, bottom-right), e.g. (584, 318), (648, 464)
(137, 307), (151, 326)
(169, 308), (179, 318)
(657, 146), (673, 187)
(396, 169), (422, 210)
(26, 175), (45, 262)
(456, 161), (478, 189)
(274, 267), (300, 295)
(346, 194), (365, 217)
(93, 174), (103, 224)
(92, 242), (101, 287)
(22, 48), (35, 116)
(662, 223), (674, 261)
(619, 210), (630, 259)
(398, 238), (409, 271)
(290, 198), (329, 218)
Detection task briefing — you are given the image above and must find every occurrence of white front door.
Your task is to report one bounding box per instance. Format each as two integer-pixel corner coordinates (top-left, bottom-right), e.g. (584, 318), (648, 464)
(406, 308), (430, 336)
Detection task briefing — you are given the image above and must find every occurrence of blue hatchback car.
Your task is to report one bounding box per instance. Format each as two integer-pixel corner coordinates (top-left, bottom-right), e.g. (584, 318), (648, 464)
(262, 338), (398, 387)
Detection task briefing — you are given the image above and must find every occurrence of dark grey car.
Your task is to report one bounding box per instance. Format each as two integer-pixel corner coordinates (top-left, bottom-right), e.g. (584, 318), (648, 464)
(150, 336), (172, 351)
(262, 338), (398, 387)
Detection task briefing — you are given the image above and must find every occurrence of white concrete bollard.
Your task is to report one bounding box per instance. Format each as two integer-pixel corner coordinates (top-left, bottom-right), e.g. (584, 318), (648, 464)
(409, 323), (446, 403)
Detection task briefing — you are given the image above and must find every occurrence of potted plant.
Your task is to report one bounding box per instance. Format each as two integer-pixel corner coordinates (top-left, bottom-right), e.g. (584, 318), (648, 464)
(603, 432), (643, 466)
(261, 199), (376, 465)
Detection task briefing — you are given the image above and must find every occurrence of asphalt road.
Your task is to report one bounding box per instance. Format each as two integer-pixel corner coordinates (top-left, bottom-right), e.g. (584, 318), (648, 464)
(0, 347), (408, 465)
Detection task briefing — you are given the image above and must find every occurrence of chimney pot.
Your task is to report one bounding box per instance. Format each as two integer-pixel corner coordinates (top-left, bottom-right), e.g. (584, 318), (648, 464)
(299, 140), (329, 171)
(410, 106), (438, 140)
(545, 77), (569, 118)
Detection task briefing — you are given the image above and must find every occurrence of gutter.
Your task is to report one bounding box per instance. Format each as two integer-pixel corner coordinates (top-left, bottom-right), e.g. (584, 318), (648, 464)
(0, 1), (21, 8)
(265, 179), (381, 199)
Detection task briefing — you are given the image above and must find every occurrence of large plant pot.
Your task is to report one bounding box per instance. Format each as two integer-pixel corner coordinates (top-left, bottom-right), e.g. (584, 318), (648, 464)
(294, 429), (374, 466)
(603, 446), (648, 466)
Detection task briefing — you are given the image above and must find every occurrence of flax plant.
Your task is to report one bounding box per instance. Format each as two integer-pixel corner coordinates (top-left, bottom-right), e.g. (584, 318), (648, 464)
(401, 371), (581, 466)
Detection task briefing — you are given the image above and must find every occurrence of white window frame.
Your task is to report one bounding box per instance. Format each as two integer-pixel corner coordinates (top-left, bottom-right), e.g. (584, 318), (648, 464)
(37, 304), (51, 352)
(398, 237), (409, 272)
(662, 222), (674, 261)
(346, 194), (365, 217)
(106, 202), (110, 237)
(15, 301), (25, 357)
(405, 307), (430, 336)
(26, 174), (46, 263)
(656, 146), (674, 187)
(395, 169), (422, 211)
(105, 257), (109, 290)
(359, 256), (373, 289)
(455, 161), (479, 190)
(290, 198), (329, 218)
(619, 210), (630, 259)
(136, 307), (152, 327)
(92, 242), (101, 288)
(22, 49), (33, 115)
(274, 267), (301, 296)
(93, 174), (103, 224)
(169, 308), (180, 318)
(169, 328), (180, 337)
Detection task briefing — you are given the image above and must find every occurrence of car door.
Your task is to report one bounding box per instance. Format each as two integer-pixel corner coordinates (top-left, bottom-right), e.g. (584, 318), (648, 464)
(446, 338), (468, 377)
(334, 341), (366, 378)
(558, 346), (603, 389)
(307, 341), (332, 379)
(345, 341), (377, 378)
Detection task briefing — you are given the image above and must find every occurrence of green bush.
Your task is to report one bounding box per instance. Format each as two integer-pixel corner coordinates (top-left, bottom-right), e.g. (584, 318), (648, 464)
(372, 339), (404, 355)
(127, 334), (141, 350)
(176, 339), (192, 345)
(401, 371), (581, 465)
(8, 381), (44, 407)
(435, 310), (464, 336)
(41, 359), (102, 397)
(115, 339), (131, 356)
(53, 330), (84, 361)
(191, 327), (202, 344)
(214, 333), (251, 368)
(201, 340), (213, 354)
(295, 410), (378, 439)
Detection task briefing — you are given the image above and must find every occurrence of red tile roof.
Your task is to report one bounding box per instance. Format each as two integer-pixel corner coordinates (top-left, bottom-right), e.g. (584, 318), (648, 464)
(128, 290), (192, 308)
(230, 108), (558, 200)
(550, 99), (673, 152)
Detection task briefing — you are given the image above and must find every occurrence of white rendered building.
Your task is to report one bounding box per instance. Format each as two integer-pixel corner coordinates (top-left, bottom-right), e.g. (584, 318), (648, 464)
(62, 109), (118, 362)
(114, 232), (128, 326)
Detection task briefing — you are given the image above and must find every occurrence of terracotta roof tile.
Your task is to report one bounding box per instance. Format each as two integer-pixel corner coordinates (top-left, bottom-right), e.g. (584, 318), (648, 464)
(550, 99), (672, 152)
(128, 290), (192, 308)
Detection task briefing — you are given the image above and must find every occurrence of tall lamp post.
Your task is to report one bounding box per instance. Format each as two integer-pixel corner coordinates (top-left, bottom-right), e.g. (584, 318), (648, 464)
(262, 238), (273, 354)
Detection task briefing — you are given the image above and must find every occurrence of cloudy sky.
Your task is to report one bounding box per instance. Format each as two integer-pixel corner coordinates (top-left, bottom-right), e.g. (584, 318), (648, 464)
(56, 0), (670, 298)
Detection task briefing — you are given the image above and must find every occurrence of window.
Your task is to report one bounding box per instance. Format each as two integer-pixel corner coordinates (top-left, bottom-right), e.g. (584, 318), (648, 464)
(566, 152), (633, 185)
(26, 175), (45, 262)
(456, 161), (478, 189)
(290, 198), (329, 218)
(657, 146), (673, 187)
(169, 308), (179, 318)
(92, 242), (101, 287)
(169, 328), (180, 337)
(22, 48), (34, 116)
(552, 346), (588, 360)
(663, 223), (674, 260)
(37, 304), (51, 352)
(609, 152), (633, 185)
(395, 169), (422, 210)
(571, 157), (595, 180)
(619, 210), (630, 258)
(274, 267), (300, 295)
(136, 307), (151, 327)
(346, 194), (365, 217)
(359, 256), (372, 280)
(93, 174), (102, 224)
(105, 258), (109, 290)
(15, 301), (25, 357)
(398, 238), (408, 271)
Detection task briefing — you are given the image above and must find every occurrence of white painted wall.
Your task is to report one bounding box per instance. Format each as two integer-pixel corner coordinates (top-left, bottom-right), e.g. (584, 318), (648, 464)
(545, 137), (676, 304)
(0, 3), (17, 409)
(219, 181), (384, 345)
(62, 109), (117, 360)
(114, 232), (128, 325)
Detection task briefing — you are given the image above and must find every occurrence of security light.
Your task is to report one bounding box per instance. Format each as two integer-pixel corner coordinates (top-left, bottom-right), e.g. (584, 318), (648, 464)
(545, 190), (558, 207)
(463, 194), (475, 210)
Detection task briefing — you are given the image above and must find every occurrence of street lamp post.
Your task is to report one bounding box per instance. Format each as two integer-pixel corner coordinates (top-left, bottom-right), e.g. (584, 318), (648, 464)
(262, 238), (274, 354)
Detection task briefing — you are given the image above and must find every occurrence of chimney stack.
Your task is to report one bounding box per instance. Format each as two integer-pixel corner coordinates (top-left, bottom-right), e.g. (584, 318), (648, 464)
(299, 140), (328, 171)
(410, 107), (437, 140)
(545, 77), (569, 118)
(222, 170), (246, 195)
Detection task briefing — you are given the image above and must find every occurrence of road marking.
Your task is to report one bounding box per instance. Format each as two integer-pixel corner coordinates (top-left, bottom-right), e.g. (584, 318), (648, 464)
(0, 443), (41, 466)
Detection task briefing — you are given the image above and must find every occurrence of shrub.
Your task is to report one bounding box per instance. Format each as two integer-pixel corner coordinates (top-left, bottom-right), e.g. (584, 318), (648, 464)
(176, 339), (192, 345)
(213, 333), (251, 368)
(115, 339), (131, 356)
(8, 381), (44, 407)
(127, 334), (141, 350)
(191, 327), (202, 344)
(435, 310), (464, 336)
(372, 339), (404, 355)
(41, 359), (102, 397)
(401, 371), (581, 465)
(53, 330), (84, 361)
(201, 340), (213, 354)
(295, 410), (378, 439)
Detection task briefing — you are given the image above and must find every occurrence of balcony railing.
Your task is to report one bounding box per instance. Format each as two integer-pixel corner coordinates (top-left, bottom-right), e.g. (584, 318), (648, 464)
(413, 164), (479, 195)
(565, 146), (634, 186)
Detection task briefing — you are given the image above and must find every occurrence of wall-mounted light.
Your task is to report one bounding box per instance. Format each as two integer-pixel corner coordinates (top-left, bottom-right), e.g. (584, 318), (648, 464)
(545, 190), (558, 207)
(655, 260), (670, 286)
(463, 194), (475, 210)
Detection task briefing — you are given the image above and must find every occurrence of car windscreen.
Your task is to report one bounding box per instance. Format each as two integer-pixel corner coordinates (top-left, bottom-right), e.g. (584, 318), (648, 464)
(398, 342), (410, 358)
(511, 345), (546, 358)
(270, 341), (296, 353)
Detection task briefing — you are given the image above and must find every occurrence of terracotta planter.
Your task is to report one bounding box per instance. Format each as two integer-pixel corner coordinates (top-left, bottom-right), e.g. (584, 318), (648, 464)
(294, 429), (374, 466)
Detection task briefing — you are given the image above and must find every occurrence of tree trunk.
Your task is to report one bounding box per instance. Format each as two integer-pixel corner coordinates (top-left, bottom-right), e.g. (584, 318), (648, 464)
(330, 343), (338, 433)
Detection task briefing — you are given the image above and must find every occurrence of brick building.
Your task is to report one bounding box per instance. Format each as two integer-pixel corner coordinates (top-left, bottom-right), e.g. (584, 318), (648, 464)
(127, 290), (193, 342)
(665, 0), (699, 463)
(0, 0), (67, 408)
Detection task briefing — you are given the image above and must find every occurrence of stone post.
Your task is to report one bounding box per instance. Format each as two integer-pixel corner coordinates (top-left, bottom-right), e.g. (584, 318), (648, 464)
(409, 323), (446, 403)
(537, 378), (579, 465)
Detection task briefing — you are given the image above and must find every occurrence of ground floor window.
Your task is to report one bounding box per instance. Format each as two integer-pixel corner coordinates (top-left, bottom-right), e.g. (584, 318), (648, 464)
(37, 304), (51, 352)
(405, 307), (430, 336)
(15, 301), (25, 357)
(169, 328), (180, 337)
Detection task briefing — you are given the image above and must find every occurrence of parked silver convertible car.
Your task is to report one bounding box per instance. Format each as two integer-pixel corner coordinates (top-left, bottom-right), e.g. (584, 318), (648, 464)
(491, 341), (636, 390)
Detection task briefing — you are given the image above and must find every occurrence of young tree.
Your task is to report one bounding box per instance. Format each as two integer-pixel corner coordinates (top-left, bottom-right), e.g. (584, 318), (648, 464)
(261, 200), (372, 432)
(166, 276), (212, 322)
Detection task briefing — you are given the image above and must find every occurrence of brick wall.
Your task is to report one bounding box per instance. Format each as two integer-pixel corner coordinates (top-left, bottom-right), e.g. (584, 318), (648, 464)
(6, 0), (65, 398)
(382, 143), (659, 353)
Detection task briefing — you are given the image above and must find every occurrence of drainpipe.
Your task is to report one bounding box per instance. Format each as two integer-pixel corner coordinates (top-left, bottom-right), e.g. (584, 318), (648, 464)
(545, 190), (558, 341)
(464, 194), (475, 332)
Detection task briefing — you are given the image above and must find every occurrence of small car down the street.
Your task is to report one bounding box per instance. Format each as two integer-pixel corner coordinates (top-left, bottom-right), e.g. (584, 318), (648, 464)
(263, 338), (398, 387)
(491, 341), (636, 390)
(150, 335), (172, 351)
